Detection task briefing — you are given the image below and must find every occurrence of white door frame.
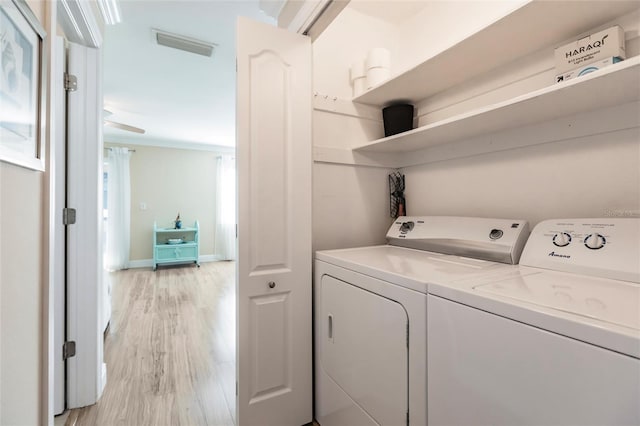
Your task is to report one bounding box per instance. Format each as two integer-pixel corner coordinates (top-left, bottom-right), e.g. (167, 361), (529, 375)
(43, 2), (60, 423)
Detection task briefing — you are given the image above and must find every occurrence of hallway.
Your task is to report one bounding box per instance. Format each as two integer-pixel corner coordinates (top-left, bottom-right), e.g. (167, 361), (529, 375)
(67, 262), (236, 425)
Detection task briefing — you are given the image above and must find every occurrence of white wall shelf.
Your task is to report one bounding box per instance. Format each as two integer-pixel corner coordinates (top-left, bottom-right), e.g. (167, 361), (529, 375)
(353, 57), (640, 154)
(352, 0), (639, 107)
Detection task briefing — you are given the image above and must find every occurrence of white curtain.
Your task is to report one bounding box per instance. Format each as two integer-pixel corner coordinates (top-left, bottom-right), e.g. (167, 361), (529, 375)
(105, 147), (131, 270)
(215, 155), (236, 260)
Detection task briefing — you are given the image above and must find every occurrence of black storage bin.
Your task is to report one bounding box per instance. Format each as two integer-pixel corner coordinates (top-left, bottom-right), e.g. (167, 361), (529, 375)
(382, 104), (414, 137)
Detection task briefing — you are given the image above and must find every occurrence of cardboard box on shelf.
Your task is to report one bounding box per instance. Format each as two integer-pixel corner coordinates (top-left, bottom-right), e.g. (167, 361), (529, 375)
(555, 26), (625, 74)
(555, 57), (623, 83)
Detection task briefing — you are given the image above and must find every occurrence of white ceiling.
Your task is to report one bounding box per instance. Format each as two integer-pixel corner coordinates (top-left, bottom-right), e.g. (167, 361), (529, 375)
(102, 0), (276, 148)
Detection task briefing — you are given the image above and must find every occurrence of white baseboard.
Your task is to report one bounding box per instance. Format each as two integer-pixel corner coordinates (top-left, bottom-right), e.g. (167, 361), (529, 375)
(100, 363), (107, 394)
(200, 254), (225, 263)
(127, 255), (226, 269)
(127, 259), (153, 269)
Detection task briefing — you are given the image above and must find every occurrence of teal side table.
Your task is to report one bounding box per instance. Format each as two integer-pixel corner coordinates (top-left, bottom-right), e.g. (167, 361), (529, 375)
(153, 220), (200, 271)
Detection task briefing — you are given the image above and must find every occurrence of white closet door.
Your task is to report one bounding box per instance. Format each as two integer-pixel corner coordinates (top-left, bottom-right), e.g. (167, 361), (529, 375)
(321, 275), (408, 426)
(236, 17), (312, 426)
(66, 41), (105, 408)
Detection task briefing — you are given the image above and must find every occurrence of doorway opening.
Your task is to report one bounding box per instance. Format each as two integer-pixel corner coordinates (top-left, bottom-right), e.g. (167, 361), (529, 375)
(56, 2), (274, 423)
(54, 0), (336, 423)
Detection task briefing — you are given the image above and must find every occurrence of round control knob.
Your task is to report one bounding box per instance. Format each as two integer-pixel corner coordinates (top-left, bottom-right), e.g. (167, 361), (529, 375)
(553, 232), (571, 247)
(489, 229), (503, 240)
(400, 221), (415, 233)
(584, 233), (606, 250)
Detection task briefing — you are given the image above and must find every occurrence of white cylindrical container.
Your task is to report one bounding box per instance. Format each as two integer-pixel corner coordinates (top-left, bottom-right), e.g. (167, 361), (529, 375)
(350, 59), (366, 97)
(353, 78), (366, 97)
(366, 48), (391, 70)
(366, 67), (391, 89)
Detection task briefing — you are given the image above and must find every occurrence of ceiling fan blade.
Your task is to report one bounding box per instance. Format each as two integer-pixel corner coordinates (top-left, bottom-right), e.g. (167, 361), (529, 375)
(104, 119), (146, 134)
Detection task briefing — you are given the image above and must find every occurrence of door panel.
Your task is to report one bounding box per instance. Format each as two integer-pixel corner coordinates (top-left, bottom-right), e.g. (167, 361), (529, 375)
(249, 292), (291, 401)
(248, 51), (291, 272)
(237, 17), (312, 426)
(66, 41), (105, 408)
(321, 275), (408, 426)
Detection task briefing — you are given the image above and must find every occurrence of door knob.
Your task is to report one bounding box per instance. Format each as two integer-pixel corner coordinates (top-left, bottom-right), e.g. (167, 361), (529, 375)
(268, 281), (276, 289)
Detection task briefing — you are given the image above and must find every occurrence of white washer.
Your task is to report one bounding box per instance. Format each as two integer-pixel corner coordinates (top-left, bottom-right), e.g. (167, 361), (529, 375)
(314, 216), (530, 426)
(428, 218), (640, 425)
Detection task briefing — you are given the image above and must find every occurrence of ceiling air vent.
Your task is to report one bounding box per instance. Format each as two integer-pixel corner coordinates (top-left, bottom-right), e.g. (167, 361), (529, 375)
(152, 29), (216, 57)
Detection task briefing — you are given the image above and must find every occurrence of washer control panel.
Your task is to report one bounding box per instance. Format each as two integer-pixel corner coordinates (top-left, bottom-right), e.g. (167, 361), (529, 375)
(520, 218), (640, 283)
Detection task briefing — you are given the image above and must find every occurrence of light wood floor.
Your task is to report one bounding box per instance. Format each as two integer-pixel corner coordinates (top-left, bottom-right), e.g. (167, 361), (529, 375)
(67, 261), (236, 426)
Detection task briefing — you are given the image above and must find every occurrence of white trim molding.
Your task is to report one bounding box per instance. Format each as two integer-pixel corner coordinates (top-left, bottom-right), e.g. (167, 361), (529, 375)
(278, 0), (347, 40)
(96, 0), (121, 25)
(57, 0), (103, 47)
(280, 0), (330, 34)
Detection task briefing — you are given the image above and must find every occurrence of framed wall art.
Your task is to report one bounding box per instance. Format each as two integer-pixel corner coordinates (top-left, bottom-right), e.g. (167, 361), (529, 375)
(0, 0), (46, 171)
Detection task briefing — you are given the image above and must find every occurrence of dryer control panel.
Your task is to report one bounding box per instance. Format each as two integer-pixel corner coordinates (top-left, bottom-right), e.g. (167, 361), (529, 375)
(387, 216), (530, 264)
(520, 218), (640, 283)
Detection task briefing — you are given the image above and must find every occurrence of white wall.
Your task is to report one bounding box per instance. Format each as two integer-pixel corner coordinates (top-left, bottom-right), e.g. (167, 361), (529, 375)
(0, 1), (47, 423)
(312, 7), (399, 251)
(403, 122), (640, 225)
(394, 0), (527, 74)
(312, 6), (398, 100)
(311, 106), (395, 251)
(0, 165), (43, 425)
(313, 161), (394, 251)
(106, 142), (221, 262)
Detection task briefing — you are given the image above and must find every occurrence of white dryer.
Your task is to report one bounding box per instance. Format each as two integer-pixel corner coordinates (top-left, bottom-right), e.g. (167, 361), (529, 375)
(428, 218), (640, 425)
(314, 216), (530, 426)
